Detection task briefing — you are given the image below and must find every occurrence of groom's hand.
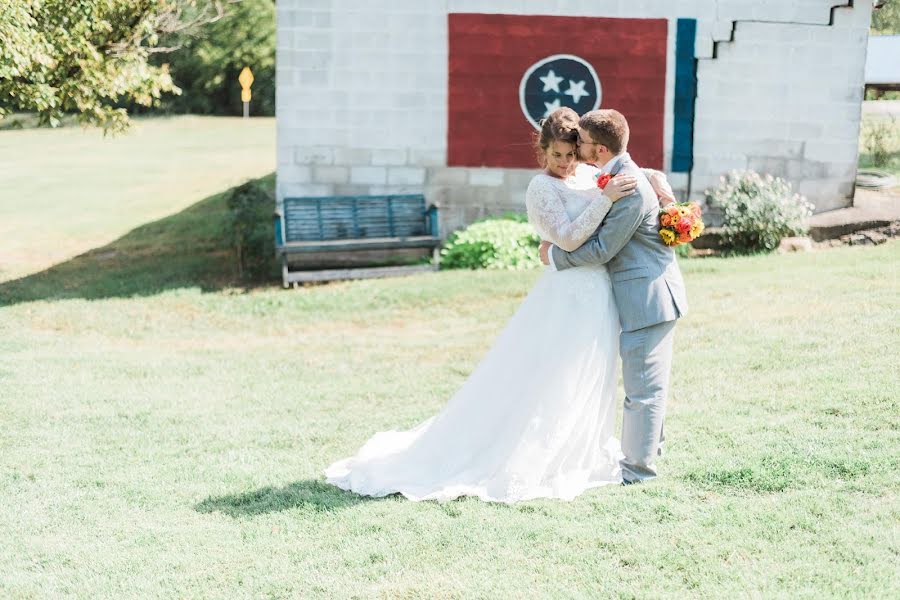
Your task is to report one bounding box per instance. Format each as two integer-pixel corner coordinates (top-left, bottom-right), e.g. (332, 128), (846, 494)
(539, 240), (552, 265)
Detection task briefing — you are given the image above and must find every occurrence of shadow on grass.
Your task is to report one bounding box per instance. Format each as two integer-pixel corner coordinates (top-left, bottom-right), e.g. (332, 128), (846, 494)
(0, 173), (278, 307)
(195, 479), (382, 517)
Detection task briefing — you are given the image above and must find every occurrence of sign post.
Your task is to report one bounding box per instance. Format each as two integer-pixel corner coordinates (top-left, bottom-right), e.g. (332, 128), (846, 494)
(239, 67), (254, 119)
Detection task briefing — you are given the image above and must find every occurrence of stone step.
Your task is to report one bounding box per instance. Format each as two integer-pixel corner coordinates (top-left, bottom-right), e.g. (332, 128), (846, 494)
(690, 218), (898, 250)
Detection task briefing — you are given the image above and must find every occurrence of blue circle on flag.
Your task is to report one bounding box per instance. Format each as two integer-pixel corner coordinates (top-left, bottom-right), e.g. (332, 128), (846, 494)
(519, 54), (602, 130)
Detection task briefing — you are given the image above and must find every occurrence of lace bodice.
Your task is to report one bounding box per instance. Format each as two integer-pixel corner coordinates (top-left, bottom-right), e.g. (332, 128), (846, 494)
(525, 163), (612, 252)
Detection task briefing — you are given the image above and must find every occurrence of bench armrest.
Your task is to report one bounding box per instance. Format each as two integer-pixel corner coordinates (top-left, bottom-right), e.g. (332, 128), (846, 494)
(273, 212), (285, 247)
(426, 204), (440, 239)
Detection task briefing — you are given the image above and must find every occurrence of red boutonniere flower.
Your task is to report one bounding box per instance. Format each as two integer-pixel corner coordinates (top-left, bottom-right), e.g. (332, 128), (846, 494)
(596, 173), (613, 190)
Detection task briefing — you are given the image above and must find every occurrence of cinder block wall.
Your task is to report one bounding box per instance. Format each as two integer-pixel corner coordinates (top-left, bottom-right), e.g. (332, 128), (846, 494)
(277, 0), (871, 235)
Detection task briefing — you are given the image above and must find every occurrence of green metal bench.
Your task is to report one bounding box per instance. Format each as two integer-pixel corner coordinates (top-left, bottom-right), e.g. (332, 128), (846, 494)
(274, 194), (441, 286)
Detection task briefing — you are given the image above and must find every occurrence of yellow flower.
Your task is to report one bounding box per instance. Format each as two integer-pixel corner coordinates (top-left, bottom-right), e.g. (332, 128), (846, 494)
(690, 220), (705, 238)
(659, 229), (676, 245)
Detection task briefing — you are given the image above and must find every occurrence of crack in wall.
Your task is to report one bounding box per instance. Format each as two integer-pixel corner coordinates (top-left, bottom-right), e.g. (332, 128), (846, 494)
(708, 1), (855, 60)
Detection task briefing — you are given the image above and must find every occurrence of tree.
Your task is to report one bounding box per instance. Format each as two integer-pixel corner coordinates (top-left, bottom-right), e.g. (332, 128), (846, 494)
(150, 0), (275, 117)
(0, 0), (239, 132)
(871, 0), (900, 34)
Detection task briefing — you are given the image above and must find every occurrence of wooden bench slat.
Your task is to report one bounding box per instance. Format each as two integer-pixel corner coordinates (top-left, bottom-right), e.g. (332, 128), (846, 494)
(279, 238), (439, 253)
(277, 194), (440, 285)
(281, 235), (437, 246)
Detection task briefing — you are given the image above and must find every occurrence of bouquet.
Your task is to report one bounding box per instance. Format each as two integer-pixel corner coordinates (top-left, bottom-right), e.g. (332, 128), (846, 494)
(659, 202), (704, 246)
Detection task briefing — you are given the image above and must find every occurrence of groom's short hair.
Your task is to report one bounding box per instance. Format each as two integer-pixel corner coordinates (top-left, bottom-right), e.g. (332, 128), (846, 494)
(579, 109), (629, 154)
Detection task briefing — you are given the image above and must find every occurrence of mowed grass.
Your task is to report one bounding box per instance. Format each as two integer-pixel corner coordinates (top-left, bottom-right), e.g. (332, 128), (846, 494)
(0, 115), (275, 282)
(1, 116), (898, 597)
(1, 228), (898, 596)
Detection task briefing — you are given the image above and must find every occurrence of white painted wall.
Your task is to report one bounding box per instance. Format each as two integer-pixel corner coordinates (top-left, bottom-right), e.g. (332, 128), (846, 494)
(277, 0), (872, 234)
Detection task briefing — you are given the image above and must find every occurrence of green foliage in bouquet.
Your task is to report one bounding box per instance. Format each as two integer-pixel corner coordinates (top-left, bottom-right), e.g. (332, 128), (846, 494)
(674, 243), (692, 259)
(440, 216), (542, 270)
(706, 170), (814, 254)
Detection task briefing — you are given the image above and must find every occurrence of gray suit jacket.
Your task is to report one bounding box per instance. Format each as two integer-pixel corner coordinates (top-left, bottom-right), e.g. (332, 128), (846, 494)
(552, 153), (688, 332)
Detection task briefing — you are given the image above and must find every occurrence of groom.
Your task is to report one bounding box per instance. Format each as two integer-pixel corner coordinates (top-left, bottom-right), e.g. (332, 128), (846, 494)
(540, 109), (688, 484)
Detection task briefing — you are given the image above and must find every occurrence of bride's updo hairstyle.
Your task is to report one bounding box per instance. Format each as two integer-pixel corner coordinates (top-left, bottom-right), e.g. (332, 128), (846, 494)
(535, 107), (580, 168)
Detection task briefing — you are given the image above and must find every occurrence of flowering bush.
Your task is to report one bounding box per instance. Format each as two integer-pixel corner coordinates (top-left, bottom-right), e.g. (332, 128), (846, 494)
(440, 216), (542, 270)
(706, 170), (814, 254)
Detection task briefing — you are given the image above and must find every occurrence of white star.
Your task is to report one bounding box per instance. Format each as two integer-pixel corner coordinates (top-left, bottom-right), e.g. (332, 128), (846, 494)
(539, 69), (564, 93)
(543, 98), (562, 117)
(564, 79), (590, 104)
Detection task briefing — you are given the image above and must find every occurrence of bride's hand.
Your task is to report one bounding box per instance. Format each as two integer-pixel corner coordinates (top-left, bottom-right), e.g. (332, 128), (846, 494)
(539, 240), (552, 265)
(647, 170), (676, 206)
(604, 175), (638, 202)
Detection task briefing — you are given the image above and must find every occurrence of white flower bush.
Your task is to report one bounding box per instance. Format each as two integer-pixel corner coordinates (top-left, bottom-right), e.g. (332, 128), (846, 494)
(706, 170), (815, 254)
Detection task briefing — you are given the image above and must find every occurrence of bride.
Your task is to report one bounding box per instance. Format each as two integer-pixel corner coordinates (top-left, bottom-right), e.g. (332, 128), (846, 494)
(324, 107), (668, 503)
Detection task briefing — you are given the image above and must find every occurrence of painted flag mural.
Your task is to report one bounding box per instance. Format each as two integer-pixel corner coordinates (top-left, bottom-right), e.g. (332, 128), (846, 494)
(447, 14), (669, 170)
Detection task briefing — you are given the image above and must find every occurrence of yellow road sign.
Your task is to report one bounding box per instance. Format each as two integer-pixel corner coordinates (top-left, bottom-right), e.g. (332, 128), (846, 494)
(239, 67), (254, 91)
(242, 89), (252, 103)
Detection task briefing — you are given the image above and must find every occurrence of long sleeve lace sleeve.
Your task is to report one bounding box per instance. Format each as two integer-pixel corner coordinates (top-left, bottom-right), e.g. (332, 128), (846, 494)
(525, 176), (612, 252)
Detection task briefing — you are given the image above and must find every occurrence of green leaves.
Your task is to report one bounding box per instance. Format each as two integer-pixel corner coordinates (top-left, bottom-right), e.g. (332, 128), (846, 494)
(226, 179), (277, 281)
(0, 1), (238, 132)
(440, 217), (543, 271)
(152, 0), (275, 116)
(706, 170), (814, 254)
(871, 0), (900, 35)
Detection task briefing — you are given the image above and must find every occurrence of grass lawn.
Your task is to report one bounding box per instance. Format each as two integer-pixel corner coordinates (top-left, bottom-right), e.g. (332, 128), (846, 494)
(1, 115), (898, 597)
(0, 115), (275, 283)
(1, 219), (898, 595)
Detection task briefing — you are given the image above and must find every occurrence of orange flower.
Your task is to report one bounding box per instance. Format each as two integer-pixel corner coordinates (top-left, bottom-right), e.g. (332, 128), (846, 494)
(660, 213), (673, 227)
(678, 231), (692, 243)
(675, 219), (692, 234)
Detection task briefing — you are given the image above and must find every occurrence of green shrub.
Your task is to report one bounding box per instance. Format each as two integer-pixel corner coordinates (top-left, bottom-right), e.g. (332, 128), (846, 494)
(862, 115), (898, 168)
(707, 170), (814, 254)
(440, 216), (542, 270)
(226, 180), (276, 280)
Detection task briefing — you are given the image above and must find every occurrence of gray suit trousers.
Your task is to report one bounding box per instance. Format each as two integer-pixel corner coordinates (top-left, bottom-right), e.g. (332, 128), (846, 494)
(620, 319), (676, 483)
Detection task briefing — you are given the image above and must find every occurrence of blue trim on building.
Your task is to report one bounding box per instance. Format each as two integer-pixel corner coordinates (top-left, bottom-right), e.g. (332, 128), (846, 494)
(673, 18), (697, 173)
(274, 213), (284, 247)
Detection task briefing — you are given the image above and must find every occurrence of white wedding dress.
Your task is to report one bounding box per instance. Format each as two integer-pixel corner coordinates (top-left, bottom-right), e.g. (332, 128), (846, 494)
(324, 163), (623, 503)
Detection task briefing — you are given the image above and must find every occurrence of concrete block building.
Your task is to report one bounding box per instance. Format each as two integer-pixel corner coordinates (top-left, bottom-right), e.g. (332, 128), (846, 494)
(276, 1), (873, 235)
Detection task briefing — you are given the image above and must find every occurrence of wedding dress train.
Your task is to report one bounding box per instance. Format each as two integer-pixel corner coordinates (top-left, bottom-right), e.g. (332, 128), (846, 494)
(325, 164), (623, 502)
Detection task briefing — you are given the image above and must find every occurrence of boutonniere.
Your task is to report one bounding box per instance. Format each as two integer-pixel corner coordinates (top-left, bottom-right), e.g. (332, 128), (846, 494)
(595, 172), (614, 190)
